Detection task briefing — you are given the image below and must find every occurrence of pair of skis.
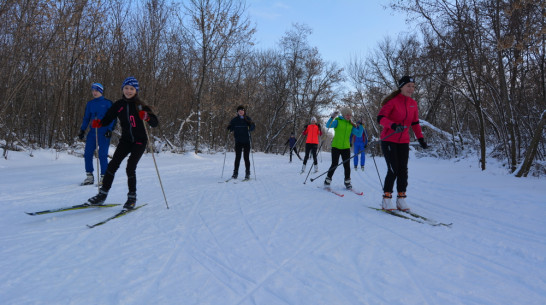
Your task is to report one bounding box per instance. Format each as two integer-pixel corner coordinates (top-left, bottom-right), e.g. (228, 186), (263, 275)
(368, 207), (452, 227)
(25, 203), (147, 228)
(221, 177), (251, 183)
(319, 187), (451, 227)
(322, 186), (363, 197)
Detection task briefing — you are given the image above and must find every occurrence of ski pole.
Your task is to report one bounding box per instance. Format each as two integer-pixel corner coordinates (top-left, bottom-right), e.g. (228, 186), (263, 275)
(143, 123), (169, 209)
(248, 127), (256, 180)
(221, 130), (229, 178)
(310, 128), (403, 182)
(95, 116), (100, 192)
(303, 140), (324, 184)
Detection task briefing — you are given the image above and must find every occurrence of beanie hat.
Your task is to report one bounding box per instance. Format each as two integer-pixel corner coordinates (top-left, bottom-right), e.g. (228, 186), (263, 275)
(122, 77), (139, 91)
(310, 116), (317, 123)
(236, 105), (245, 111)
(398, 76), (414, 89)
(341, 107), (352, 117)
(91, 83), (103, 94)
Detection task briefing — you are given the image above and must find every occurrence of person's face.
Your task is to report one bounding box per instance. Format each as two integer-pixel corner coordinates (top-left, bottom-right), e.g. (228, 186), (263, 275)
(345, 113), (352, 120)
(91, 89), (102, 98)
(400, 82), (415, 97)
(123, 85), (137, 99)
(238, 109), (245, 116)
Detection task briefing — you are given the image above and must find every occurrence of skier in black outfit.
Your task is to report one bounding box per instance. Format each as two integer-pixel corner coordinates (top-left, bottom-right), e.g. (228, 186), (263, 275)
(227, 105), (255, 179)
(86, 77), (159, 210)
(285, 132), (301, 162)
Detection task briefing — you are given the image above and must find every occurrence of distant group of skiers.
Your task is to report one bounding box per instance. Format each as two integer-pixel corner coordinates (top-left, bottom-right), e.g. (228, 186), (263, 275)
(281, 75), (428, 211)
(78, 75), (427, 211)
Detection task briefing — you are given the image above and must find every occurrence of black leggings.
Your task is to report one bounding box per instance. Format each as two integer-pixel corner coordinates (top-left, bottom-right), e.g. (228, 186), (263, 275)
(327, 147), (351, 180)
(381, 141), (409, 193)
(234, 142), (250, 174)
(303, 143), (318, 165)
(101, 140), (147, 194)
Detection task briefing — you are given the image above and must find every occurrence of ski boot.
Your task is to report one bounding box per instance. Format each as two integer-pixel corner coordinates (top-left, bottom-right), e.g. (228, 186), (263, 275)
(98, 175), (104, 187)
(81, 172), (94, 186)
(381, 192), (396, 211)
(87, 189), (108, 206)
(344, 179), (352, 190)
(123, 192), (137, 210)
(313, 164), (318, 173)
(301, 164), (306, 174)
(396, 192), (410, 211)
(231, 171), (238, 179)
(324, 176), (332, 186)
(361, 166), (365, 171)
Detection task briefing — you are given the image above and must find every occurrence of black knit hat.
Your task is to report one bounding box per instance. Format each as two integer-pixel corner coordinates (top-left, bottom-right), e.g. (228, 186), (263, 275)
(236, 105), (245, 111)
(398, 76), (414, 89)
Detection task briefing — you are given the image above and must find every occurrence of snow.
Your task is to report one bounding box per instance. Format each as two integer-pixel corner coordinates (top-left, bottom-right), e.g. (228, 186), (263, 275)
(1, 149), (545, 305)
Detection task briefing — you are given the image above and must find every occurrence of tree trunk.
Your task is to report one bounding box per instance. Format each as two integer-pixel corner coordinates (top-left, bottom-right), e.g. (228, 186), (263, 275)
(515, 112), (546, 177)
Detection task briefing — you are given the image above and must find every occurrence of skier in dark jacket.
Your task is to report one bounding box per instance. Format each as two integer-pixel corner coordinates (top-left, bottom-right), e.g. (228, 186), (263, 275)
(227, 105), (255, 179)
(78, 83), (115, 186)
(285, 132), (301, 162)
(86, 77), (158, 210)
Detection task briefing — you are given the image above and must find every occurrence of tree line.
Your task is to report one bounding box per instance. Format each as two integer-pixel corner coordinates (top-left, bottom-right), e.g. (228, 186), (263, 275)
(0, 0), (544, 177)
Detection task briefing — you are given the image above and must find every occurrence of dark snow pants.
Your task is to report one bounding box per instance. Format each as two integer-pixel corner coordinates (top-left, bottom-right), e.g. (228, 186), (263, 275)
(381, 141), (409, 193)
(101, 140), (147, 194)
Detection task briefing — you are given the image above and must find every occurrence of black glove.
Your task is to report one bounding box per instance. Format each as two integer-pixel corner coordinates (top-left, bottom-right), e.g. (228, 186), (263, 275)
(226, 125), (231, 131)
(104, 130), (112, 138)
(245, 117), (253, 126)
(418, 138), (428, 149)
(78, 130), (85, 140)
(330, 111), (339, 118)
(391, 123), (405, 133)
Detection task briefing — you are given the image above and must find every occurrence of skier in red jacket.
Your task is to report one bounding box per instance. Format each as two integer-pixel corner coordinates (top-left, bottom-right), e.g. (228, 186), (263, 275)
(377, 76), (428, 211)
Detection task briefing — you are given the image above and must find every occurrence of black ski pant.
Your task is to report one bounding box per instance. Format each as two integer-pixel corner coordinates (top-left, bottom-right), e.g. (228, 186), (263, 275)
(101, 140), (147, 195)
(381, 141), (409, 193)
(234, 142), (250, 175)
(327, 147), (351, 180)
(303, 143), (318, 165)
(289, 146), (301, 162)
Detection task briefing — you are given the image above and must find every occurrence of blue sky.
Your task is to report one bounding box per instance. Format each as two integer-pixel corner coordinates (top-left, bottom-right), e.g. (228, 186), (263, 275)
(246, 0), (411, 66)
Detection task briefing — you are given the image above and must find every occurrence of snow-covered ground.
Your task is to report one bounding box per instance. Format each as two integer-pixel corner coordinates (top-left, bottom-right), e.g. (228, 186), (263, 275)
(1, 148), (545, 305)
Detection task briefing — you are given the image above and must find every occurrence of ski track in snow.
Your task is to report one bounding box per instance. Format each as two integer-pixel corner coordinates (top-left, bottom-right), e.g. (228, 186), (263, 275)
(0, 150), (545, 304)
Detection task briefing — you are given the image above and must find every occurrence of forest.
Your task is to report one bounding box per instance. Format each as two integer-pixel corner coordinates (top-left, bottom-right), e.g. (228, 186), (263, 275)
(0, 0), (544, 177)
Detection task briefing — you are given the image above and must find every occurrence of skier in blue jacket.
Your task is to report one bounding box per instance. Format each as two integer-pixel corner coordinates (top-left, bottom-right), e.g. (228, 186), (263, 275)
(78, 83), (116, 186)
(351, 120), (368, 171)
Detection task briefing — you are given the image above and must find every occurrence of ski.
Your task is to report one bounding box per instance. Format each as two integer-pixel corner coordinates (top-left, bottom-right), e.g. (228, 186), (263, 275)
(219, 178), (235, 183)
(399, 210), (453, 227)
(87, 204), (148, 228)
(348, 189), (364, 196)
(368, 207), (426, 224)
(25, 204), (120, 216)
(368, 207), (450, 227)
(320, 186), (344, 197)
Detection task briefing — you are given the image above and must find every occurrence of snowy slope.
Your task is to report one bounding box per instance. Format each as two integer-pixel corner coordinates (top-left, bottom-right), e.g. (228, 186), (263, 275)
(0, 149), (545, 305)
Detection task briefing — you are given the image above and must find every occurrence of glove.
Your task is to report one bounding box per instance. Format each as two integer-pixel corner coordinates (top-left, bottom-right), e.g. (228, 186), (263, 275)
(418, 138), (428, 149)
(330, 111), (339, 118)
(245, 116), (253, 126)
(391, 123), (405, 133)
(91, 119), (101, 128)
(139, 110), (150, 121)
(104, 130), (112, 138)
(78, 130), (85, 140)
